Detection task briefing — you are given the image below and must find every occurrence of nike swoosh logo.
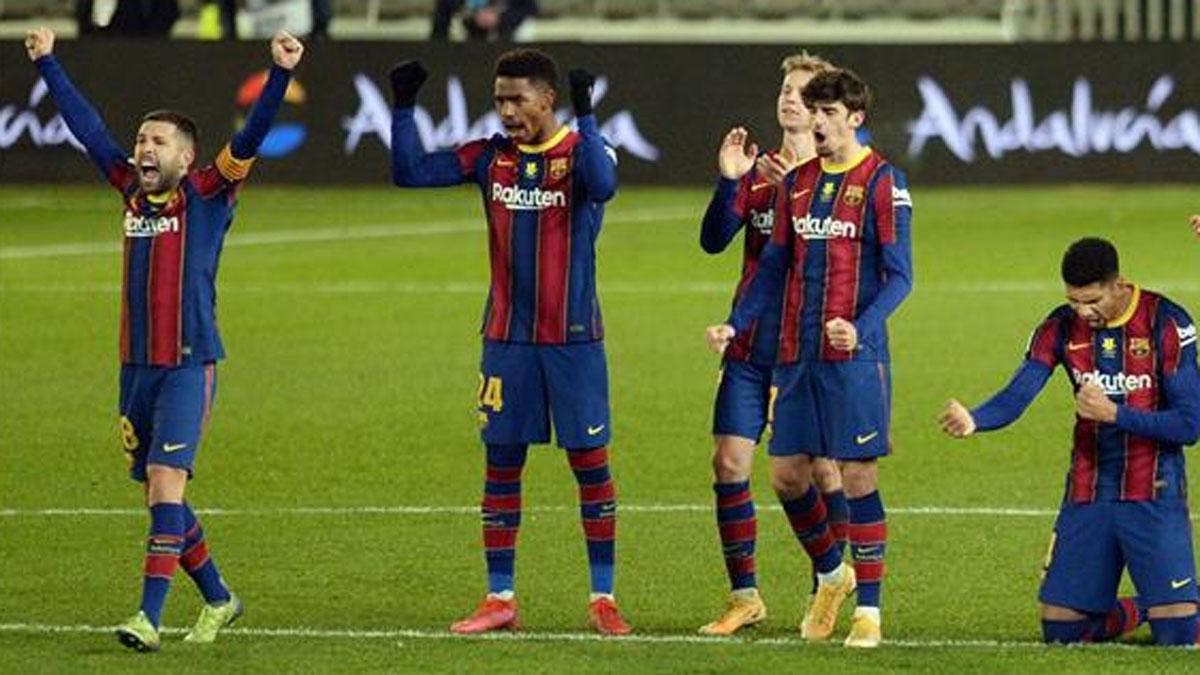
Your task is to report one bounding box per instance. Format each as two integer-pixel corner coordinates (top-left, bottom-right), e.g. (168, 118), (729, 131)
(750, 182), (772, 192)
(791, 189), (810, 199)
(496, 159), (514, 167)
(855, 432), (879, 445)
(587, 425), (606, 436)
(1172, 578), (1193, 589)
(162, 443), (187, 453)
(1067, 342), (1090, 351)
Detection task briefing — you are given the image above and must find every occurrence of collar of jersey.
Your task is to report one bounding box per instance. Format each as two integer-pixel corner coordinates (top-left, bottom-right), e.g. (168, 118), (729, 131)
(517, 125), (570, 154)
(1106, 283), (1140, 328)
(145, 190), (172, 205)
(820, 146), (872, 174)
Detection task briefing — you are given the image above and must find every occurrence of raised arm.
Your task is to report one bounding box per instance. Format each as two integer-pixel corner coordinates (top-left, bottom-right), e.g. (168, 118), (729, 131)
(700, 127), (758, 254)
(853, 166), (914, 342)
(26, 27), (129, 187)
(388, 61), (473, 188)
(567, 69), (616, 203)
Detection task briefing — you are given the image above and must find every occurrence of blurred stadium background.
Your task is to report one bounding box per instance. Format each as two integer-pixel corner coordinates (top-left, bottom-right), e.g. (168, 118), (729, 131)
(2, 1), (1200, 672)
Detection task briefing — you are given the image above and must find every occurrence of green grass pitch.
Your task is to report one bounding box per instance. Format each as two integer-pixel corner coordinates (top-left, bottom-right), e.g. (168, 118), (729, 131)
(2, 183), (1199, 673)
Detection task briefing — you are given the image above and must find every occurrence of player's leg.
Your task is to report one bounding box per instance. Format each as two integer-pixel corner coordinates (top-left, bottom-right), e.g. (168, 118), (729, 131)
(824, 361), (890, 647)
(171, 364), (242, 643)
(1118, 498), (1199, 645)
(810, 458), (849, 595)
(1039, 502), (1124, 643)
(698, 360), (771, 635)
(544, 341), (630, 635)
(453, 340), (547, 634)
(769, 362), (853, 640)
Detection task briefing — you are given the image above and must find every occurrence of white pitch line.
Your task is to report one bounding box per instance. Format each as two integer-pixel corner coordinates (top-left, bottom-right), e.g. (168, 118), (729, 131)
(0, 208), (696, 261)
(0, 504), (1060, 518)
(0, 622), (1148, 651)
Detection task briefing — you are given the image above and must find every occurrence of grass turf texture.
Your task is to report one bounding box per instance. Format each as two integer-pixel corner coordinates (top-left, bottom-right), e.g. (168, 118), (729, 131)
(2, 184), (1199, 672)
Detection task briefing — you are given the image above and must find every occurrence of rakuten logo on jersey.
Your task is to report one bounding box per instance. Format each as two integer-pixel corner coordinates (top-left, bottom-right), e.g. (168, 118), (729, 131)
(491, 183), (567, 211)
(749, 209), (774, 234)
(1071, 368), (1153, 395)
(792, 214), (858, 240)
(124, 213), (180, 238)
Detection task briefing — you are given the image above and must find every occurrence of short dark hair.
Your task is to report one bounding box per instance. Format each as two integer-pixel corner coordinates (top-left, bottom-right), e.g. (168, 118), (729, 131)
(1061, 237), (1120, 287)
(801, 68), (871, 114)
(494, 48), (559, 92)
(140, 109), (198, 147)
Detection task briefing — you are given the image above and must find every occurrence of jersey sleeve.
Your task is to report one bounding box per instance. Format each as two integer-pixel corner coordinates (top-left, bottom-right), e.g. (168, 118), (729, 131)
(572, 114), (617, 203)
(852, 165), (913, 341)
(34, 55), (135, 193)
(1113, 303), (1200, 445)
(727, 178), (792, 333)
(699, 174), (750, 254)
(391, 105), (479, 187)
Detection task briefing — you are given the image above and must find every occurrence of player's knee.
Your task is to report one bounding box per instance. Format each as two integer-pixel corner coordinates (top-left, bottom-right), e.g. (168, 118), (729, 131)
(1040, 603), (1087, 622)
(769, 462), (811, 498)
(839, 460), (878, 498)
(145, 464), (188, 504)
(712, 436), (753, 482)
(811, 459), (842, 492)
(1146, 602), (1198, 620)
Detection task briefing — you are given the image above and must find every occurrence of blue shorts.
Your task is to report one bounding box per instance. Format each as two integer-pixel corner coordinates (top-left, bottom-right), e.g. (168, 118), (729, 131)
(478, 340), (610, 449)
(712, 359), (774, 444)
(1040, 499), (1199, 613)
(768, 360), (891, 460)
(119, 363), (217, 482)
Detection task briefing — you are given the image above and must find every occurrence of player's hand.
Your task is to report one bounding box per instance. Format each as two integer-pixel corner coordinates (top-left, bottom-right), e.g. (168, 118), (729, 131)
(718, 127), (757, 181)
(390, 60), (429, 108)
(24, 27), (55, 61)
(938, 399), (976, 438)
(825, 317), (858, 352)
(1075, 383), (1118, 423)
(1190, 214), (1200, 238)
(706, 324), (736, 355)
(271, 30), (304, 70)
(755, 152), (792, 186)
(568, 68), (596, 117)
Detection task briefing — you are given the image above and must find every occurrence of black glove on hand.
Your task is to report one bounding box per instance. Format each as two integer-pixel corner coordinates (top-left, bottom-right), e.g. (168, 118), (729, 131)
(568, 68), (595, 117)
(390, 60), (429, 108)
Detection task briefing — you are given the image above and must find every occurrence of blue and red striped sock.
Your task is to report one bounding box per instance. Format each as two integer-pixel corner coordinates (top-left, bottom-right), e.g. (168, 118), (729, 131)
(848, 491), (886, 609)
(180, 503), (231, 605)
(140, 502), (185, 627)
(780, 485), (841, 574)
(568, 446), (617, 595)
(713, 481), (757, 591)
(482, 444), (527, 595)
(812, 488), (849, 593)
(1043, 599), (1146, 643)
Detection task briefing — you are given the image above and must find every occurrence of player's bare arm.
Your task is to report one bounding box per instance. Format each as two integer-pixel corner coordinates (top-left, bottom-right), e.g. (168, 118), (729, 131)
(1075, 382), (1118, 423)
(938, 399), (977, 438)
(271, 30), (304, 70)
(24, 26), (54, 61)
(718, 127), (757, 180)
(706, 324), (736, 355)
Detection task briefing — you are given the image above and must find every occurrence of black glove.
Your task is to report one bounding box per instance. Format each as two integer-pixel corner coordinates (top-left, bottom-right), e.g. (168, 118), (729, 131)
(390, 60), (429, 108)
(568, 68), (595, 117)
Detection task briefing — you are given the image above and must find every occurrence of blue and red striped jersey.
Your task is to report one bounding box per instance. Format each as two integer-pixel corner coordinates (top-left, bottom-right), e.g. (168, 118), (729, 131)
(392, 110), (617, 345)
(1024, 288), (1198, 503)
(700, 158), (784, 366)
(36, 56), (293, 367)
(728, 148), (913, 364)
